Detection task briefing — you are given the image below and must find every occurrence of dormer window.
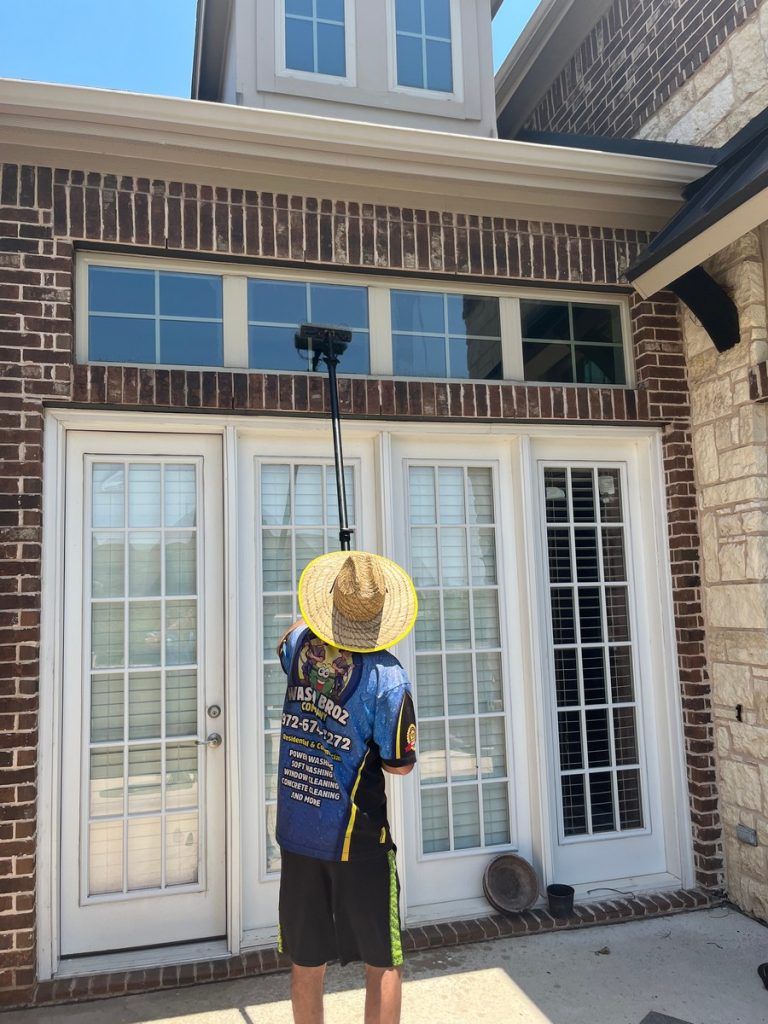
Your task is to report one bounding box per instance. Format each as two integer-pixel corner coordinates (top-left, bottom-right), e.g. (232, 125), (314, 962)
(394, 0), (454, 93)
(284, 0), (347, 79)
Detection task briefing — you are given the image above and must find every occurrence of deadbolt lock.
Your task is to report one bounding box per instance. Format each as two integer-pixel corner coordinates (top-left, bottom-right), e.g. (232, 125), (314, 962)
(208, 704), (222, 719)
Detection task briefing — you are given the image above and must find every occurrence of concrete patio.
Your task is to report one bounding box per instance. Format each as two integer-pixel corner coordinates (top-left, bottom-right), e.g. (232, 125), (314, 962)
(6, 908), (767, 1024)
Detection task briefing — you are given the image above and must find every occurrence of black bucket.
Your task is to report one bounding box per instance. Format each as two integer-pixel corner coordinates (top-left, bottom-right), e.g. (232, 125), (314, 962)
(547, 883), (575, 918)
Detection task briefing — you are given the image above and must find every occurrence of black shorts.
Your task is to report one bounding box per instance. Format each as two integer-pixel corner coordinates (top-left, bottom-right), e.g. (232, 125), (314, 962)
(278, 848), (404, 969)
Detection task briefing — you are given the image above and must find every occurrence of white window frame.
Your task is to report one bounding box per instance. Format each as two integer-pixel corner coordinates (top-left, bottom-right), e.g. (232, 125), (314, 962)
(535, 460), (652, 847)
(276, 0), (357, 88)
(386, 0), (464, 102)
(404, 457), (518, 862)
(76, 252), (636, 388)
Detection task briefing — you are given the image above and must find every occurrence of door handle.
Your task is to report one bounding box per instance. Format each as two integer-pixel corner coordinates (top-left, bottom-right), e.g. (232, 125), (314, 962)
(196, 732), (223, 749)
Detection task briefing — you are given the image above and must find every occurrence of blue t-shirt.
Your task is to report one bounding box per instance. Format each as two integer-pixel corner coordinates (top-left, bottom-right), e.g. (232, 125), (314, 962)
(276, 626), (417, 862)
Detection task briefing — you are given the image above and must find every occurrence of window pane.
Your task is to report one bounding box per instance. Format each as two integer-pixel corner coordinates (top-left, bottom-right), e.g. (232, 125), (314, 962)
(286, 0), (312, 14)
(127, 818), (162, 891)
(160, 321), (223, 366)
(159, 273), (222, 319)
(249, 279), (307, 325)
(317, 22), (346, 76)
(420, 721), (447, 784)
(425, 0), (452, 38)
(130, 670), (162, 742)
(452, 786), (480, 849)
(286, 16), (315, 72)
(483, 782), (511, 846)
(575, 344), (626, 385)
(90, 267), (155, 315)
(391, 291), (444, 334)
(336, 331), (370, 374)
(310, 284), (368, 329)
(590, 772), (616, 832)
(250, 326), (306, 372)
(317, 0), (344, 19)
(89, 315), (156, 364)
(447, 295), (500, 339)
(523, 341), (574, 383)
(165, 466), (197, 529)
(393, 334), (446, 378)
(521, 300), (570, 341)
(129, 465), (161, 528)
(92, 533), (125, 599)
(561, 775), (587, 837)
(93, 464), (125, 529)
(426, 38), (453, 91)
(397, 33), (424, 87)
(421, 788), (449, 852)
(395, 0), (421, 34)
(415, 654), (444, 717)
(572, 304), (622, 344)
(448, 338), (502, 380)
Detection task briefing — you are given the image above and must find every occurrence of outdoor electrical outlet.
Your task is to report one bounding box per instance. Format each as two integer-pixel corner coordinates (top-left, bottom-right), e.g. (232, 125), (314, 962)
(737, 823), (758, 847)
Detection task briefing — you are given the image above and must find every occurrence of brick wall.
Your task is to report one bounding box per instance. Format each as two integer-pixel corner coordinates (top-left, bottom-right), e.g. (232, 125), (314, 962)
(0, 161), (721, 1006)
(524, 0), (766, 139)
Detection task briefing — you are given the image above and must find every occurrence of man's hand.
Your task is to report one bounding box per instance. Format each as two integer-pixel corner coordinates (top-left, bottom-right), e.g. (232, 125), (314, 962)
(382, 763), (415, 776)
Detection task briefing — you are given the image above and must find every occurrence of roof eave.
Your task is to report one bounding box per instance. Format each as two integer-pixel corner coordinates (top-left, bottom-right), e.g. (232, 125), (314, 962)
(0, 79), (709, 230)
(628, 185), (768, 297)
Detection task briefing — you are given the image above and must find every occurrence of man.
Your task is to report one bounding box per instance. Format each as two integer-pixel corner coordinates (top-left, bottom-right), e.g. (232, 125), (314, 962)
(276, 550), (419, 1024)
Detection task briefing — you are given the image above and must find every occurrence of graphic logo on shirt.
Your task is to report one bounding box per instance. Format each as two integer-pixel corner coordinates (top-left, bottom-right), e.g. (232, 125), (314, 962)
(298, 636), (356, 699)
(405, 723), (417, 753)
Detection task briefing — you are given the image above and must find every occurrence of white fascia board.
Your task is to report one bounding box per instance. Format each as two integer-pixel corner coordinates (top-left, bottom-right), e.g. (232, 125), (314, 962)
(0, 78), (709, 228)
(630, 187), (768, 297)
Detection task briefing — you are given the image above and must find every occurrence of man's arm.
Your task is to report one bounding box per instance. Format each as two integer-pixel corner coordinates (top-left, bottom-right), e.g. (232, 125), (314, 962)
(276, 618), (305, 660)
(383, 763), (414, 776)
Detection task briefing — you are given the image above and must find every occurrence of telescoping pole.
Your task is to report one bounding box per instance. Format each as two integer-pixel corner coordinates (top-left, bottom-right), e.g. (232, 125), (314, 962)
(323, 345), (353, 553)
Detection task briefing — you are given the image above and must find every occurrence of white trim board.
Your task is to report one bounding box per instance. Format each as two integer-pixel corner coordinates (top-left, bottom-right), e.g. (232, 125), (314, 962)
(0, 78), (707, 228)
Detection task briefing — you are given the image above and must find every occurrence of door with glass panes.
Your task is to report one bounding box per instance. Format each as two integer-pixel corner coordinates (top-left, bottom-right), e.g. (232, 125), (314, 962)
(60, 433), (226, 956)
(238, 434), (379, 937)
(391, 438), (530, 922)
(535, 453), (668, 887)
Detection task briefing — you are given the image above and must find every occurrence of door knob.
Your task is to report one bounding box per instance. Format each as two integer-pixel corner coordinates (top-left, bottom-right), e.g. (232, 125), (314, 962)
(197, 732), (223, 748)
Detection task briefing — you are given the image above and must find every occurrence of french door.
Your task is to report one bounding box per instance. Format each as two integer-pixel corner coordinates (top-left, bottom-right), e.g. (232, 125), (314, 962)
(60, 433), (226, 956)
(237, 433), (379, 940)
(391, 437), (532, 923)
(532, 441), (672, 890)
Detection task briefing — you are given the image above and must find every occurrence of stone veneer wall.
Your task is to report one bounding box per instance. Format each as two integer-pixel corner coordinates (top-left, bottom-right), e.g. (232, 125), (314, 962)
(684, 233), (768, 922)
(638, 4), (768, 145)
(0, 162), (720, 1005)
(630, 1), (768, 922)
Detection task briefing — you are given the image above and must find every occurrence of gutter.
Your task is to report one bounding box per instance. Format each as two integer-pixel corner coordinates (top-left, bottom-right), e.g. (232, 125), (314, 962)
(0, 79), (711, 228)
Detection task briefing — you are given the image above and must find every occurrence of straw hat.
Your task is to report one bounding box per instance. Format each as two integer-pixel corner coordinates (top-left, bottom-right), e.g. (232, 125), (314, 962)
(298, 551), (418, 654)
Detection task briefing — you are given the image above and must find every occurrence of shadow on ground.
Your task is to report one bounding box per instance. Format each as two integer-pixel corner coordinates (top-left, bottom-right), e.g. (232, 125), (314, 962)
(5, 908), (768, 1024)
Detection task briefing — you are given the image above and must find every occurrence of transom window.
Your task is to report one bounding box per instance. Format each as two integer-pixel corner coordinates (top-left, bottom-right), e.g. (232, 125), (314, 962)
(395, 0), (453, 92)
(88, 267), (223, 367)
(522, 300), (626, 386)
(248, 279), (370, 374)
(81, 259), (630, 386)
(285, 0), (347, 78)
(391, 291), (501, 380)
(542, 465), (645, 839)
